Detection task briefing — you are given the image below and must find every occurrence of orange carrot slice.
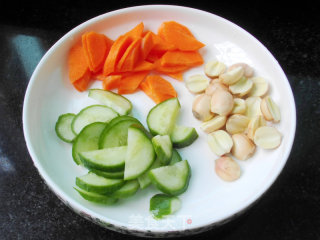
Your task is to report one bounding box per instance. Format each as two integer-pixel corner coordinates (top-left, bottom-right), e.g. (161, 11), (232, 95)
(68, 40), (89, 83)
(102, 35), (132, 76)
(102, 75), (122, 90)
(149, 32), (176, 55)
(72, 69), (92, 92)
(124, 22), (144, 40)
(118, 71), (149, 94)
(134, 60), (154, 72)
(117, 38), (142, 72)
(140, 80), (155, 100)
(154, 59), (190, 73)
(158, 21), (205, 51)
(167, 72), (184, 81)
(82, 32), (113, 73)
(141, 31), (156, 59)
(160, 50), (204, 67)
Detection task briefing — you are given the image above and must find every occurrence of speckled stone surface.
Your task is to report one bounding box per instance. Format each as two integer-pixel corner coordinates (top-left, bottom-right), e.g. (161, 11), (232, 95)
(0, 1), (319, 240)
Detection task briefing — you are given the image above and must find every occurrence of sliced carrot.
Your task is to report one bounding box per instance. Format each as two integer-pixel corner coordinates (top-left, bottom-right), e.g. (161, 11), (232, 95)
(124, 22), (144, 40)
(145, 51), (162, 63)
(154, 59), (190, 73)
(149, 32), (176, 55)
(68, 40), (89, 83)
(141, 31), (156, 60)
(102, 75), (122, 90)
(72, 69), (92, 92)
(102, 35), (132, 76)
(167, 72), (184, 81)
(118, 71), (149, 94)
(82, 32), (113, 73)
(158, 21), (205, 51)
(140, 80), (154, 100)
(133, 60), (154, 72)
(92, 71), (105, 81)
(117, 38), (142, 72)
(160, 50), (204, 67)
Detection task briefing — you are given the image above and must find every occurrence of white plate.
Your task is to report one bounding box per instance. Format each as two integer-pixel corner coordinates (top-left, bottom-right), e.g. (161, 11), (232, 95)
(23, 5), (296, 237)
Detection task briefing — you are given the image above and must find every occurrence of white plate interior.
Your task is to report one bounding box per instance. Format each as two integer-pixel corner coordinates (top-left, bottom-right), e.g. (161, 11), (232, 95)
(23, 5), (296, 233)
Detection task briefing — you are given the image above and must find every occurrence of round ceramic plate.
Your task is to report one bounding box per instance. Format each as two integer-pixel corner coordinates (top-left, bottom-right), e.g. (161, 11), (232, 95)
(23, 5), (296, 238)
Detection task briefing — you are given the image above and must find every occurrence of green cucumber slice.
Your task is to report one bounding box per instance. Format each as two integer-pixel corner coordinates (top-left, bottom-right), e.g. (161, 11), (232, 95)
(150, 194), (181, 219)
(55, 113), (76, 143)
(88, 89), (132, 115)
(152, 135), (173, 165)
(137, 157), (162, 189)
(170, 125), (198, 148)
(124, 126), (156, 180)
(79, 146), (127, 172)
(76, 172), (125, 194)
(109, 180), (140, 198)
(74, 187), (118, 205)
(90, 169), (124, 179)
(72, 122), (106, 165)
(99, 118), (142, 149)
(147, 98), (180, 136)
(169, 149), (182, 165)
(149, 160), (191, 196)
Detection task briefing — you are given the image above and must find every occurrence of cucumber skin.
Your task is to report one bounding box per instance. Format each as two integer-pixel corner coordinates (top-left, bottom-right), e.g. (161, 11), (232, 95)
(169, 149), (182, 165)
(74, 187), (118, 205)
(79, 152), (125, 172)
(55, 113), (76, 143)
(76, 176), (125, 194)
(149, 194), (181, 219)
(148, 161), (192, 196)
(90, 169), (124, 179)
(152, 135), (173, 165)
(108, 180), (140, 198)
(137, 158), (162, 189)
(171, 128), (199, 148)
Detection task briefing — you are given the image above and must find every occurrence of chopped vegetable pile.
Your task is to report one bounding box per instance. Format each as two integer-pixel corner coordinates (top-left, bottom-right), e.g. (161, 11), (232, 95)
(68, 21), (204, 103)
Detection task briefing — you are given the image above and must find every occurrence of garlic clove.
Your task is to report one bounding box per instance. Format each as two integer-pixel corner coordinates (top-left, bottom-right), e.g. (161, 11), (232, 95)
(226, 114), (250, 134)
(200, 115), (227, 133)
(231, 134), (256, 160)
(185, 74), (209, 94)
(207, 130), (233, 156)
(192, 94), (214, 121)
(204, 61), (226, 78)
(215, 156), (241, 181)
(228, 63), (254, 78)
(245, 96), (262, 118)
(248, 77), (269, 97)
(231, 98), (246, 114)
(247, 115), (266, 140)
(219, 66), (244, 85)
(229, 76), (253, 96)
(205, 81), (229, 95)
(260, 96), (281, 122)
(210, 89), (234, 116)
(253, 126), (282, 149)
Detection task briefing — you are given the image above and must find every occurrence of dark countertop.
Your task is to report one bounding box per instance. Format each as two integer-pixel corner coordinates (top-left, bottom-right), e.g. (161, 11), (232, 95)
(1, 1), (319, 239)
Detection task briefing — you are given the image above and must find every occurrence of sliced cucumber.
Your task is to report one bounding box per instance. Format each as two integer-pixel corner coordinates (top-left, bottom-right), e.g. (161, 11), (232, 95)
(150, 194), (181, 219)
(79, 146), (127, 172)
(149, 160), (191, 196)
(170, 125), (198, 148)
(109, 180), (140, 198)
(90, 169), (124, 179)
(147, 98), (180, 136)
(74, 187), (118, 205)
(88, 89), (132, 115)
(72, 122), (106, 165)
(55, 113), (77, 143)
(137, 157), (162, 189)
(169, 149), (182, 165)
(152, 135), (173, 165)
(76, 172), (125, 194)
(124, 126), (156, 180)
(99, 118), (142, 149)
(71, 105), (118, 135)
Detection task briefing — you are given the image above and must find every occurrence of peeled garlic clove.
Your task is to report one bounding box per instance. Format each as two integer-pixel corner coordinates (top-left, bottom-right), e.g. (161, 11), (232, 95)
(210, 90), (234, 116)
(207, 130), (233, 156)
(226, 114), (250, 134)
(254, 126), (282, 149)
(219, 66), (244, 85)
(205, 81), (229, 95)
(228, 63), (254, 78)
(248, 77), (269, 97)
(192, 94), (214, 121)
(204, 61), (226, 78)
(215, 156), (241, 181)
(247, 115), (266, 140)
(231, 98), (246, 114)
(200, 115), (227, 133)
(231, 134), (256, 160)
(245, 96), (262, 118)
(260, 96), (281, 122)
(229, 76), (253, 96)
(185, 74), (209, 94)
